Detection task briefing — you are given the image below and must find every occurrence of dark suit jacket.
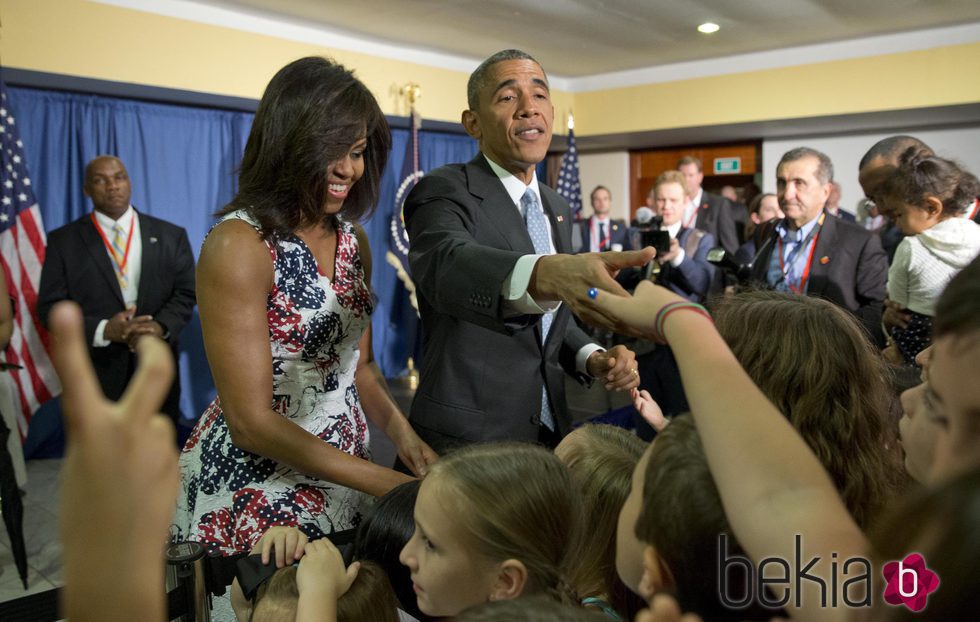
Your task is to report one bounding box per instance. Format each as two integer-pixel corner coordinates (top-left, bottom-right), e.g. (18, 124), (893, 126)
(694, 191), (740, 255)
(729, 201), (749, 244)
(37, 210), (196, 420)
(578, 216), (631, 252)
(749, 212), (887, 345)
(405, 154), (592, 451)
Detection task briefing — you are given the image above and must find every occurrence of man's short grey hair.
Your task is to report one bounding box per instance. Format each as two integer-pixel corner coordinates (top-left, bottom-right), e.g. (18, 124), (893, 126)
(778, 147), (834, 184)
(467, 49), (542, 110)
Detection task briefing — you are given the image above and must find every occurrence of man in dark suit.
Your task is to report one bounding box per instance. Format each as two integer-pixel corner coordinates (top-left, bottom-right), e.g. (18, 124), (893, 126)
(677, 156), (740, 254)
(628, 171), (718, 440)
(38, 156), (196, 424)
(649, 171), (716, 302)
(579, 185), (631, 252)
(750, 147), (887, 344)
(405, 50), (650, 452)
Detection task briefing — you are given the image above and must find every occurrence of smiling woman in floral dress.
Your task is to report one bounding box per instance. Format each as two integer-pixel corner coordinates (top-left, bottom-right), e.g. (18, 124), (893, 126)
(172, 56), (436, 556)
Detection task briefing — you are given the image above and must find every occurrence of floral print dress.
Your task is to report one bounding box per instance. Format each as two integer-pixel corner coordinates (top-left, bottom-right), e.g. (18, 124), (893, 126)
(172, 210), (373, 555)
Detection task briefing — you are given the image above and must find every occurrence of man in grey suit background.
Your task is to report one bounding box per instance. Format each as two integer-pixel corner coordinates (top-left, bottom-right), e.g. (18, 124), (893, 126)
(404, 49), (652, 452)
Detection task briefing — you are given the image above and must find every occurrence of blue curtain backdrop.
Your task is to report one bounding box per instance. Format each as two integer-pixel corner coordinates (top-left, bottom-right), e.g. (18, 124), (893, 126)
(6, 85), (476, 439)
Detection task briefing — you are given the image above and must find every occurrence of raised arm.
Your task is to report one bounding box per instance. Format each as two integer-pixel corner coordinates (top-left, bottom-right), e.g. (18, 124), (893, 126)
(594, 281), (866, 622)
(52, 302), (177, 622)
(198, 220), (411, 497)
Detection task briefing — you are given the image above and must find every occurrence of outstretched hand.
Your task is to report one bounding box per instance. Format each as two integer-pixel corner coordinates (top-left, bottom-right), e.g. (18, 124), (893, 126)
(587, 280), (687, 340)
(53, 301), (178, 622)
(529, 248), (656, 331)
(632, 388), (669, 432)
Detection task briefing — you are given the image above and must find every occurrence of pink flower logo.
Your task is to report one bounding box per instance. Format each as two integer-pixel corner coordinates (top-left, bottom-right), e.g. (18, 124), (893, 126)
(882, 553), (940, 612)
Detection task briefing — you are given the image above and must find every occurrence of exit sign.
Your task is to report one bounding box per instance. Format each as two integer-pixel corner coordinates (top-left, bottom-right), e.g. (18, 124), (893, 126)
(714, 157), (742, 174)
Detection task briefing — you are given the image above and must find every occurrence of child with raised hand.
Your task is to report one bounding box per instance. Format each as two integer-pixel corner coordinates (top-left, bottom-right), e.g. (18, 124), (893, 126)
(617, 415), (781, 621)
(51, 301), (178, 622)
(631, 389), (669, 433)
(554, 424), (647, 620)
(230, 525), (309, 620)
(295, 538), (362, 622)
(591, 281), (865, 622)
(880, 148), (980, 366)
(232, 525), (395, 622)
(399, 442), (584, 619)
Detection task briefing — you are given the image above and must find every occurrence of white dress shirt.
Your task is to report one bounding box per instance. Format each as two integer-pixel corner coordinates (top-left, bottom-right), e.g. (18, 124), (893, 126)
(92, 205), (142, 346)
(485, 155), (603, 373)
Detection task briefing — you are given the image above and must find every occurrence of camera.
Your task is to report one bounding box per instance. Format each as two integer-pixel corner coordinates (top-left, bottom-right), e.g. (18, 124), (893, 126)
(706, 247), (754, 285)
(631, 209), (671, 256)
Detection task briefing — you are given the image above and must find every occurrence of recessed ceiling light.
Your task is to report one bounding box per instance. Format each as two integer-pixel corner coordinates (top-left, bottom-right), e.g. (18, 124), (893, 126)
(697, 22), (720, 34)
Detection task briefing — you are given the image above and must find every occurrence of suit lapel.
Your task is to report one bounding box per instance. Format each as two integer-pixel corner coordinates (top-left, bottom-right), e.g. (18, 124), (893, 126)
(695, 191), (712, 230)
(80, 215), (125, 307)
(136, 210), (158, 311)
(540, 190), (571, 254)
(806, 211), (835, 297)
(465, 155), (535, 254)
(581, 216), (592, 251)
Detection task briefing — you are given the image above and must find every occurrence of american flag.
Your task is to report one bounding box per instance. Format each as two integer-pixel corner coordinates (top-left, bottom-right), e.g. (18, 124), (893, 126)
(555, 125), (582, 219)
(0, 82), (60, 438)
(388, 107), (423, 278)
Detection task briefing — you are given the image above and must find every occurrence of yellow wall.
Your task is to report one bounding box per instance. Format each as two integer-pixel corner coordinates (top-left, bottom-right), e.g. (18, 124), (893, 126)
(2, 0), (977, 135)
(0, 0), (556, 123)
(573, 42), (980, 136)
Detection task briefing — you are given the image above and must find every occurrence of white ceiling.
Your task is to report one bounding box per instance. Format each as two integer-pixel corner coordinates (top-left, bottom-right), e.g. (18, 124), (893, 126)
(206, 0), (980, 77)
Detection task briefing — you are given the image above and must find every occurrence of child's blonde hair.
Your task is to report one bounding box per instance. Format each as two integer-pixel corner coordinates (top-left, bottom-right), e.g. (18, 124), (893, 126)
(250, 560), (399, 622)
(427, 442), (584, 602)
(250, 566), (298, 622)
(557, 425), (647, 619)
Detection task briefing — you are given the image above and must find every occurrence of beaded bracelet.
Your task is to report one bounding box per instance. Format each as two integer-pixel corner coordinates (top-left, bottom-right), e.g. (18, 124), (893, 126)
(652, 301), (712, 342)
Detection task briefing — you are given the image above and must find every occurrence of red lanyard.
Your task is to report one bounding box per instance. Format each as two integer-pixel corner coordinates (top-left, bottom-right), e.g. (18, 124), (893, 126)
(967, 199), (979, 221)
(778, 214), (824, 294)
(591, 219), (611, 250)
(90, 212), (135, 275)
(683, 201), (700, 229)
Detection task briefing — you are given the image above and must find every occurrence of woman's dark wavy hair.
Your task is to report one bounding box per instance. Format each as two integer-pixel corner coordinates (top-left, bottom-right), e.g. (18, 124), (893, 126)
(220, 56), (391, 238)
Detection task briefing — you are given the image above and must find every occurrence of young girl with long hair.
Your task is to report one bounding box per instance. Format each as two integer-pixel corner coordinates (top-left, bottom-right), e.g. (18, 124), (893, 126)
(399, 443), (584, 618)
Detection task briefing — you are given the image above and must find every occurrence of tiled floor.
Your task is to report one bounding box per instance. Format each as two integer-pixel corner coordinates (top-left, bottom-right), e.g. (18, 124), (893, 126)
(0, 458), (63, 604)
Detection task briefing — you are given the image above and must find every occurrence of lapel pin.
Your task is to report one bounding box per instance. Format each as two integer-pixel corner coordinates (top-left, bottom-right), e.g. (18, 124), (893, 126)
(556, 215), (564, 223)
(612, 223), (619, 230)
(149, 236), (158, 244)
(820, 256), (830, 264)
